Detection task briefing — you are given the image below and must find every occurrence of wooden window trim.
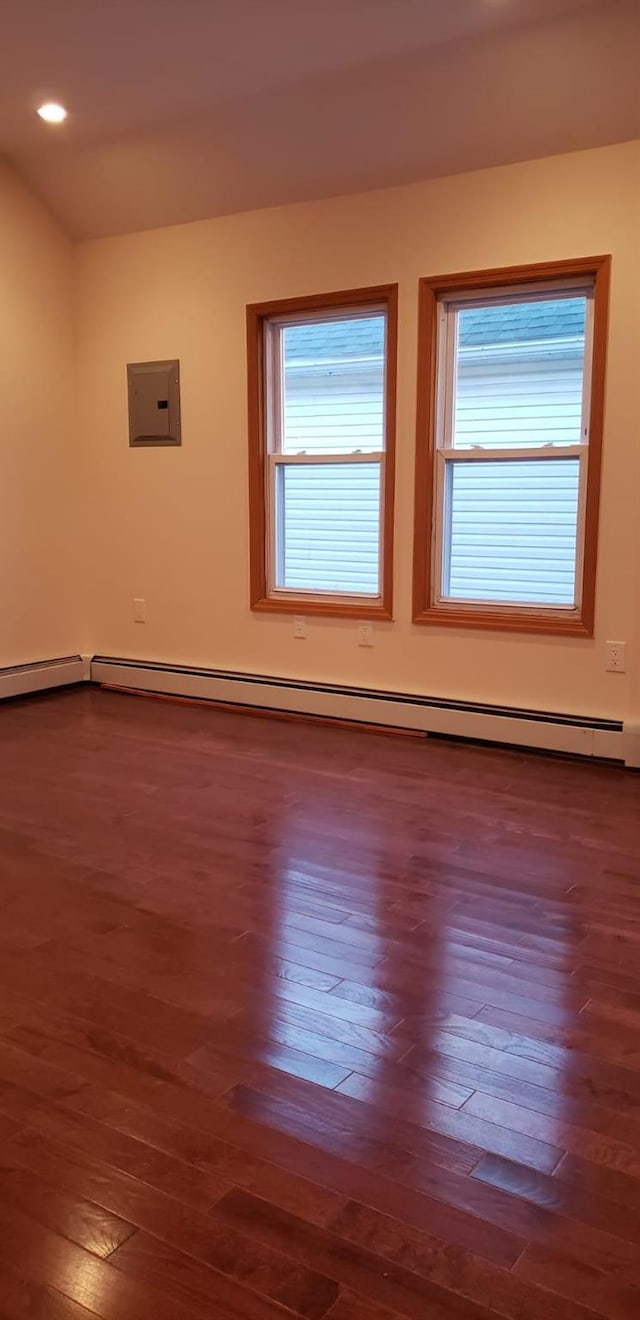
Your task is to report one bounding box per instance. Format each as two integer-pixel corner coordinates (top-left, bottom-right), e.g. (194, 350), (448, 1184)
(247, 284), (398, 620)
(412, 256), (611, 636)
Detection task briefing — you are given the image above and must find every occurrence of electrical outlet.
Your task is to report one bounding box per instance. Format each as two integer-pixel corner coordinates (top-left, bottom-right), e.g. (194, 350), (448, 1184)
(293, 615), (306, 640)
(605, 640), (626, 673)
(358, 623), (374, 647)
(133, 598), (146, 623)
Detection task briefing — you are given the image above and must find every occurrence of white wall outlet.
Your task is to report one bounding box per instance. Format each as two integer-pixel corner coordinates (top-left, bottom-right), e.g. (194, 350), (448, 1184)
(358, 623), (374, 647)
(605, 640), (626, 673)
(293, 615), (306, 640)
(133, 598), (146, 623)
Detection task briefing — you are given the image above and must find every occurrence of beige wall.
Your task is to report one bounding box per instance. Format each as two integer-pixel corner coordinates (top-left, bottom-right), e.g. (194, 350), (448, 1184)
(76, 141), (640, 720)
(0, 158), (79, 666)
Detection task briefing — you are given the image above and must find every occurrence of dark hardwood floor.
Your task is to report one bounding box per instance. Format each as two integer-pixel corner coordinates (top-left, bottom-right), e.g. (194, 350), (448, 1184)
(0, 685), (639, 1319)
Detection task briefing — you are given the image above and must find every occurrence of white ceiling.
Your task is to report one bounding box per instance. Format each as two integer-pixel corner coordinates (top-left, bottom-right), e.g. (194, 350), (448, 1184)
(1, 0), (638, 238)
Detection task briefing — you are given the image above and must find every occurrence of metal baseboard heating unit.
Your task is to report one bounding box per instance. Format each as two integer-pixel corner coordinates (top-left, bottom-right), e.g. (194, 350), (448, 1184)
(91, 656), (630, 764)
(0, 655), (88, 702)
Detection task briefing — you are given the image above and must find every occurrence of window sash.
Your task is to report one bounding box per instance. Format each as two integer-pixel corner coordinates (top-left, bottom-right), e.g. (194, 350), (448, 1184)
(265, 311), (388, 460)
(431, 282), (594, 614)
(266, 452), (385, 601)
(269, 453), (384, 466)
(432, 447), (589, 612)
(263, 307), (388, 603)
(436, 288), (594, 453)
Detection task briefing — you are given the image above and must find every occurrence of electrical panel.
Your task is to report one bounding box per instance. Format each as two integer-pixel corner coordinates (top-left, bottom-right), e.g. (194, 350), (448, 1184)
(127, 360), (181, 446)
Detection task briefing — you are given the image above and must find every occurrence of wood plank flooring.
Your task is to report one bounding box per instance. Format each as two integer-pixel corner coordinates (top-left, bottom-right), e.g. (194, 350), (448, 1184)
(0, 686), (639, 1319)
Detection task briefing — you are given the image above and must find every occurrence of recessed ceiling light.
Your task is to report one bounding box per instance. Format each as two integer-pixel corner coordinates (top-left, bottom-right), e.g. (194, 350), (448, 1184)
(37, 102), (68, 124)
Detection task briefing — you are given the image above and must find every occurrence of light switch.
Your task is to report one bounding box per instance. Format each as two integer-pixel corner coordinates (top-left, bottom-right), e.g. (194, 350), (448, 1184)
(127, 360), (181, 446)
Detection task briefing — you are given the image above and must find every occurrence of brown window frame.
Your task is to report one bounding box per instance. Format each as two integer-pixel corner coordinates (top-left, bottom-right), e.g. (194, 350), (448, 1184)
(412, 256), (611, 636)
(247, 285), (398, 620)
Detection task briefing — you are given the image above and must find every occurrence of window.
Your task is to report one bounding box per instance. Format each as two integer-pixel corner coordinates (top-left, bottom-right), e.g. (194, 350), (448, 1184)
(247, 286), (397, 617)
(413, 257), (610, 635)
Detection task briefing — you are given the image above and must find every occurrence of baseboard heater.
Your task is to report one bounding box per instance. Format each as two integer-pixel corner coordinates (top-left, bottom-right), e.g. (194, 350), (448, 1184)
(90, 655), (631, 764)
(0, 655), (88, 702)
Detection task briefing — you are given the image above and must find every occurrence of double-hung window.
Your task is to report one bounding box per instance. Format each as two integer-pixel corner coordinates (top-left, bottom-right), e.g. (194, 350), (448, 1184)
(413, 258), (610, 634)
(247, 286), (397, 618)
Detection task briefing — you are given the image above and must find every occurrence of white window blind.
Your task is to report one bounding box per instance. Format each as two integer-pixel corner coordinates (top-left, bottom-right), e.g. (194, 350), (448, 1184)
(266, 311), (387, 598)
(435, 291), (591, 610)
